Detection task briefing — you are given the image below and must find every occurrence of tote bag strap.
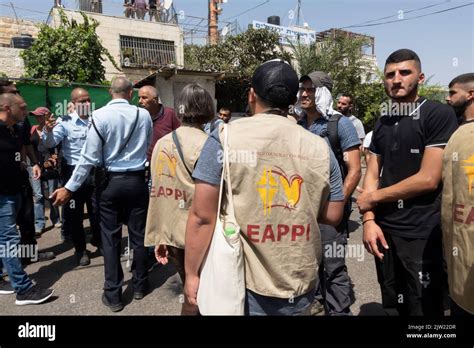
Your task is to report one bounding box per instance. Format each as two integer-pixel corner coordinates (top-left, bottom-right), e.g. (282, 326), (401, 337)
(223, 123), (237, 219)
(216, 123), (236, 217)
(216, 124), (227, 215)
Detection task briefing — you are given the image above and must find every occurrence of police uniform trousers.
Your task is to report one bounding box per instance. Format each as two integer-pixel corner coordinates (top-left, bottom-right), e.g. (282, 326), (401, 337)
(98, 170), (149, 305)
(62, 164), (101, 254)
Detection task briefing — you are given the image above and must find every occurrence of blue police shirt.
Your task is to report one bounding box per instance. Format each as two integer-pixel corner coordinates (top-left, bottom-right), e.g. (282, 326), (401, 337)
(64, 99), (152, 192)
(42, 111), (89, 165)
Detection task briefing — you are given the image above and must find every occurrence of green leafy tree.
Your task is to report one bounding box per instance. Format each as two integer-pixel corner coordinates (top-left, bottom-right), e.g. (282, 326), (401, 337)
(185, 29), (293, 111)
(292, 34), (388, 129)
(21, 9), (119, 84)
(419, 76), (448, 102)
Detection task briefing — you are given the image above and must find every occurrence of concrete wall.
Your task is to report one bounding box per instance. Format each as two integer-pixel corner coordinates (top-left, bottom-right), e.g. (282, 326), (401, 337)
(50, 9), (184, 82)
(0, 47), (25, 77)
(0, 16), (39, 47)
(155, 75), (216, 109)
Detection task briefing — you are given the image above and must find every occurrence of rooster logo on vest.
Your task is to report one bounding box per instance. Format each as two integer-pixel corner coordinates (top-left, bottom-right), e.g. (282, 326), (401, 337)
(462, 154), (474, 195)
(156, 148), (177, 178)
(256, 166), (304, 215)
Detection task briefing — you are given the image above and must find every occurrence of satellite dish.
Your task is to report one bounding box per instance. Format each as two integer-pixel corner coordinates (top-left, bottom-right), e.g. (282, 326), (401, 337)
(164, 0), (173, 10)
(221, 26), (229, 37)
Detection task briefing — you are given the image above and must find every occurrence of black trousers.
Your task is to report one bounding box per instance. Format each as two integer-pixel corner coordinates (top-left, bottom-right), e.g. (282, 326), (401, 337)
(17, 171), (36, 248)
(314, 224), (352, 315)
(375, 228), (447, 316)
(62, 165), (100, 253)
(99, 172), (149, 304)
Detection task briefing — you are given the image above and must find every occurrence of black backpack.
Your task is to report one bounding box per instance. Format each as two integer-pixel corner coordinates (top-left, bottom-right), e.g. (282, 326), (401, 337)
(327, 112), (347, 180)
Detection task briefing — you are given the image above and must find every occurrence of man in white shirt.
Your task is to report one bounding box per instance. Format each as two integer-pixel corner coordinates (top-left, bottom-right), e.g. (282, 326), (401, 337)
(337, 94), (365, 142)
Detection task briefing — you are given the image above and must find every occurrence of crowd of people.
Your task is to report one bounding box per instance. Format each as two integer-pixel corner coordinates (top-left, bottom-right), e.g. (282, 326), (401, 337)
(124, 0), (166, 22)
(0, 48), (472, 316)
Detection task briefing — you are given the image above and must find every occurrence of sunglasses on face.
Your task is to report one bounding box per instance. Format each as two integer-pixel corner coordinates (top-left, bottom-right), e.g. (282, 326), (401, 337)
(298, 87), (316, 94)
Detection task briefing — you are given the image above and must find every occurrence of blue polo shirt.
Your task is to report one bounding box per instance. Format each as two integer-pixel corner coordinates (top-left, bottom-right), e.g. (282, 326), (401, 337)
(298, 113), (361, 151)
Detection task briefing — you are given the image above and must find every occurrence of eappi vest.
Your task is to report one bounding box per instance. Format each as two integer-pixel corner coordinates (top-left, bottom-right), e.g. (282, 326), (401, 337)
(145, 126), (208, 249)
(442, 122), (474, 314)
(218, 114), (330, 298)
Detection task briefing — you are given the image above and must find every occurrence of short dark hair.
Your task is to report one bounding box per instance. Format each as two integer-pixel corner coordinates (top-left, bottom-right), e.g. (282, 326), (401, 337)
(0, 78), (14, 94)
(175, 83), (215, 126)
(449, 73), (474, 88)
(219, 107), (231, 114)
(339, 93), (353, 103)
(385, 49), (421, 71)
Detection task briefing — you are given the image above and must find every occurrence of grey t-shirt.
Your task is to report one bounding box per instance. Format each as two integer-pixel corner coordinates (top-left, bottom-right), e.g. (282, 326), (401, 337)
(193, 128), (344, 201)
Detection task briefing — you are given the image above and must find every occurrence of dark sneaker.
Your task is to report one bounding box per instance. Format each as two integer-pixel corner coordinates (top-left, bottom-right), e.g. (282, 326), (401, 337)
(15, 286), (54, 305)
(101, 293), (124, 312)
(76, 251), (90, 267)
(133, 287), (149, 301)
(0, 278), (15, 295)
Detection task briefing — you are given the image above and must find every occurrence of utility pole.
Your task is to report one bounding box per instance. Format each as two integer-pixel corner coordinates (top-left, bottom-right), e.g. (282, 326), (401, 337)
(208, 0), (224, 45)
(296, 0), (301, 27)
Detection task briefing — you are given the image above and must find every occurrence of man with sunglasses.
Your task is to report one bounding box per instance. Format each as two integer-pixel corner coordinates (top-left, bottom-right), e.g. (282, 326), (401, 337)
(42, 88), (101, 267)
(297, 72), (361, 316)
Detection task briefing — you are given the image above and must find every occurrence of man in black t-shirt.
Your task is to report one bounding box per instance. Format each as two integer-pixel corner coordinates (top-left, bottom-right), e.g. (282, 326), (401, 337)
(0, 92), (54, 305)
(356, 49), (458, 315)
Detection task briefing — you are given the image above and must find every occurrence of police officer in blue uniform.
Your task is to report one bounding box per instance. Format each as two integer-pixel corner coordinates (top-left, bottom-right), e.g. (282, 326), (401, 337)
(51, 77), (152, 312)
(42, 88), (100, 266)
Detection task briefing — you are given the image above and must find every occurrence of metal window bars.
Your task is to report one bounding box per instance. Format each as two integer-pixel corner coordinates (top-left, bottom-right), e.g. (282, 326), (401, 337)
(120, 35), (176, 69)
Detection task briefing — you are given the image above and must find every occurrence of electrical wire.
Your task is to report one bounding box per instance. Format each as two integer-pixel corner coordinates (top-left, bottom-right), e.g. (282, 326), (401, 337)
(341, 2), (473, 29)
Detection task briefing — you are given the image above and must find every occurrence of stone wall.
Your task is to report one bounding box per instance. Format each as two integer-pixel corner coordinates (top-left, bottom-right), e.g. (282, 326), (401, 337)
(0, 47), (25, 77)
(50, 8), (184, 82)
(0, 16), (40, 47)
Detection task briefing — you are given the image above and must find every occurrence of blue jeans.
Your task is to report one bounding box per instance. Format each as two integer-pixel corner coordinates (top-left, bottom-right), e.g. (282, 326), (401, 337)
(0, 194), (33, 294)
(28, 166), (60, 230)
(245, 288), (314, 316)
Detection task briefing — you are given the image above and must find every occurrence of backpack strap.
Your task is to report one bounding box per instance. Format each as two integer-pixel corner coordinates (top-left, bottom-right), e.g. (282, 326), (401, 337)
(172, 130), (193, 177)
(327, 113), (343, 162)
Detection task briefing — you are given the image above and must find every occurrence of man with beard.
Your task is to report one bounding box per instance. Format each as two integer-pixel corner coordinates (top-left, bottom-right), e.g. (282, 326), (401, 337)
(357, 49), (458, 315)
(337, 94), (365, 143)
(442, 72), (474, 316)
(446, 73), (474, 126)
(297, 72), (360, 316)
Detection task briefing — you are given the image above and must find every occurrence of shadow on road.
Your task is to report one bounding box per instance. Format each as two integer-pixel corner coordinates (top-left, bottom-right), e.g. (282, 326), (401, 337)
(358, 302), (386, 315)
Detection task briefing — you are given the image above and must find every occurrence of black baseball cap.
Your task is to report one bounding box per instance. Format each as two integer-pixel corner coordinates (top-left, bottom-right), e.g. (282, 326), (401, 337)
(251, 59), (299, 108)
(300, 71), (333, 92)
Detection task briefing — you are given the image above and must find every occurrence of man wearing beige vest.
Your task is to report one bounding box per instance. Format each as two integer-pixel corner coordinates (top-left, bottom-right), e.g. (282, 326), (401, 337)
(184, 59), (345, 315)
(442, 72), (474, 316)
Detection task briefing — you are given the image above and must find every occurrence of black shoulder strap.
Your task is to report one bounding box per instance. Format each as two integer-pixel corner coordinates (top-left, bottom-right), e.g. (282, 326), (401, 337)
(117, 107), (139, 156)
(327, 113), (343, 162)
(90, 107), (140, 168)
(172, 130), (193, 177)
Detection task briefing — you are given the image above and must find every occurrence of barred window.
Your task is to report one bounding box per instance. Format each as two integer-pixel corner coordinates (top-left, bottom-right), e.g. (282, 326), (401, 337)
(120, 35), (176, 69)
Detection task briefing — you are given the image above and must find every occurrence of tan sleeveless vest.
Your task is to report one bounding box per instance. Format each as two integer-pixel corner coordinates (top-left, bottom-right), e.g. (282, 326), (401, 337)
(442, 122), (474, 314)
(145, 126), (208, 249)
(218, 114), (330, 298)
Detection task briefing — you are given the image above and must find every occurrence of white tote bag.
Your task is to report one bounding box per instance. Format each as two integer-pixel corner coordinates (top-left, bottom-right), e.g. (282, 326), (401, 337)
(197, 124), (246, 315)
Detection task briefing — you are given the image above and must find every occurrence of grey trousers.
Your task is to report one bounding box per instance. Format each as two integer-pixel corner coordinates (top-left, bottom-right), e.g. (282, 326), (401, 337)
(315, 224), (353, 315)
